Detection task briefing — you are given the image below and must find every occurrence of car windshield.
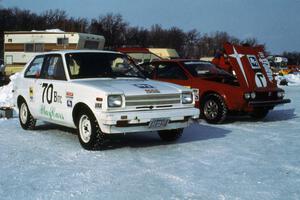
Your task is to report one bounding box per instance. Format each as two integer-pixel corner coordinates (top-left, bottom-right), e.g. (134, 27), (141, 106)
(183, 61), (233, 77)
(65, 52), (145, 79)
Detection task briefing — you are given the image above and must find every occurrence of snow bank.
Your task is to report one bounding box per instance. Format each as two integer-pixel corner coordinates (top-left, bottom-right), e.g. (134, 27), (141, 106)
(0, 73), (19, 107)
(31, 29), (64, 33)
(276, 73), (300, 86)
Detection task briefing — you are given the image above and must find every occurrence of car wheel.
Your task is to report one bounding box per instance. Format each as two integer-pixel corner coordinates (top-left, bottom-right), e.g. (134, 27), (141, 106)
(158, 128), (183, 142)
(77, 108), (105, 150)
(202, 94), (227, 124)
(250, 108), (269, 119)
(19, 100), (36, 130)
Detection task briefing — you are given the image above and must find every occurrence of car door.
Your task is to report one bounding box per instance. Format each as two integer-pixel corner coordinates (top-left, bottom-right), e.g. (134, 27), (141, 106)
(35, 54), (70, 125)
(21, 55), (46, 117)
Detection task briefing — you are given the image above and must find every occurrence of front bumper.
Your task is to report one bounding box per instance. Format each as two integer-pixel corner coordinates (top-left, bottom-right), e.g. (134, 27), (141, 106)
(98, 107), (199, 134)
(248, 98), (291, 107)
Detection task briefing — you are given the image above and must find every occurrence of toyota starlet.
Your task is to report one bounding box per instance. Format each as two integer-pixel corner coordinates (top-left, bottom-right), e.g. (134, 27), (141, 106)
(14, 50), (199, 149)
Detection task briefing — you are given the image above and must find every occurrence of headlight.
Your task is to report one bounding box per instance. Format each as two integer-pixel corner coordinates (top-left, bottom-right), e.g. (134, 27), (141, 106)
(108, 95), (122, 107)
(250, 92), (256, 99)
(277, 91), (285, 98)
(244, 93), (251, 100)
(182, 92), (193, 104)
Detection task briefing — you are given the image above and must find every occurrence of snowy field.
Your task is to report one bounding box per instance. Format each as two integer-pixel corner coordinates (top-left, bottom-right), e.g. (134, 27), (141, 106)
(0, 85), (300, 200)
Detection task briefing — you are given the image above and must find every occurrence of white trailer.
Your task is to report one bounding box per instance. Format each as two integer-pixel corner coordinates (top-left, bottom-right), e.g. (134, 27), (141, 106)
(4, 30), (105, 75)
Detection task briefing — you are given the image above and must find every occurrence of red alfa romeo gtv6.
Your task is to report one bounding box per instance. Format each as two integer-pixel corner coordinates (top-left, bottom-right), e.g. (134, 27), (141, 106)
(138, 43), (291, 123)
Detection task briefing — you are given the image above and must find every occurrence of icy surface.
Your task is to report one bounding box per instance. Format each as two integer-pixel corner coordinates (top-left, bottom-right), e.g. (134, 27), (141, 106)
(0, 86), (299, 200)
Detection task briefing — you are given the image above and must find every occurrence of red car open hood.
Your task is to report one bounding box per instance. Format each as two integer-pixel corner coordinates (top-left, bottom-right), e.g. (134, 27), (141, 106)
(224, 43), (276, 90)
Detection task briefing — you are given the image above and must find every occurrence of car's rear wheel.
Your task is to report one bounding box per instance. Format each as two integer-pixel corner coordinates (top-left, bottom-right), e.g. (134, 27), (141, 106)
(18, 100), (36, 130)
(202, 94), (227, 124)
(77, 108), (105, 150)
(158, 128), (183, 142)
(250, 108), (269, 119)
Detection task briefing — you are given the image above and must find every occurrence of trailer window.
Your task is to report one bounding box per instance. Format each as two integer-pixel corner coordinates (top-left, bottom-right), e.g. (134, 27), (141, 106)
(84, 41), (99, 49)
(57, 38), (69, 45)
(35, 43), (44, 52)
(25, 44), (34, 52)
(24, 43), (44, 52)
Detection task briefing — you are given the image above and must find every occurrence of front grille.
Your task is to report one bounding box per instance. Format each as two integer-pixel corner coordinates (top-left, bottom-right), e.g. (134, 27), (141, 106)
(255, 91), (278, 101)
(125, 94), (181, 107)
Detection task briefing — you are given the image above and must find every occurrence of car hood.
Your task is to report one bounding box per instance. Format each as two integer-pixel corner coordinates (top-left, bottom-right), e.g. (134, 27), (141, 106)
(71, 78), (187, 95)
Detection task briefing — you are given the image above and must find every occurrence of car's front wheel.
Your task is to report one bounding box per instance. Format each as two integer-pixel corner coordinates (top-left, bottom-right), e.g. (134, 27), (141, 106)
(202, 94), (227, 124)
(77, 108), (105, 150)
(18, 100), (36, 130)
(158, 128), (183, 142)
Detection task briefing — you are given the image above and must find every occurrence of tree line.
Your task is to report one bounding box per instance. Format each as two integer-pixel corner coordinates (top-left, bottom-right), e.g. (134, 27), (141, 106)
(0, 7), (299, 64)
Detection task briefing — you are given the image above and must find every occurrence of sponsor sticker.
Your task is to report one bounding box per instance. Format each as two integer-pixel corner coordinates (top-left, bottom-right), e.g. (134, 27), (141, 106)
(133, 84), (154, 89)
(29, 87), (34, 101)
(247, 55), (260, 69)
(145, 89), (160, 93)
(259, 58), (273, 81)
(67, 100), (72, 108)
(255, 72), (267, 87)
(40, 105), (64, 120)
(192, 88), (199, 101)
(95, 103), (102, 109)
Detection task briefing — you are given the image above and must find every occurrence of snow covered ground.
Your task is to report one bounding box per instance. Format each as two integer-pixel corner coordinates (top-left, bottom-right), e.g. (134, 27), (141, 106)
(0, 86), (299, 200)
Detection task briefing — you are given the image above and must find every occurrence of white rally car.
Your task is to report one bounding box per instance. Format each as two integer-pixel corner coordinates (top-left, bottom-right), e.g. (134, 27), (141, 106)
(14, 50), (199, 149)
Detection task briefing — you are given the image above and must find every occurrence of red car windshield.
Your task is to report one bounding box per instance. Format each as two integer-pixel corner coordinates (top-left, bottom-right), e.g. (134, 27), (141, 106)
(182, 61), (233, 78)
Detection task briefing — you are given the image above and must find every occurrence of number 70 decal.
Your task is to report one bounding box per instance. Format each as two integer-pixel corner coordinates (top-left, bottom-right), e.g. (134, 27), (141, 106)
(255, 72), (267, 87)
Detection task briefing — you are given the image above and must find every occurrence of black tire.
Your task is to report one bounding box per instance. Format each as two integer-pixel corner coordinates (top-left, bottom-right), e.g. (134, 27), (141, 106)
(76, 107), (105, 150)
(18, 99), (36, 130)
(158, 128), (183, 142)
(201, 94), (228, 124)
(250, 108), (269, 119)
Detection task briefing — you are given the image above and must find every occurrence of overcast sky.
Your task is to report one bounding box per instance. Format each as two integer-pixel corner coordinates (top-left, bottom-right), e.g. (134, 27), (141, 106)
(1, 0), (300, 54)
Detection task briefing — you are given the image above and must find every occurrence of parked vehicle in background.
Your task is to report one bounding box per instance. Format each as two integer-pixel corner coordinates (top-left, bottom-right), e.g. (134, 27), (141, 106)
(139, 43), (291, 123)
(117, 47), (179, 64)
(117, 47), (162, 64)
(14, 50), (199, 149)
(4, 30), (105, 76)
(267, 55), (290, 75)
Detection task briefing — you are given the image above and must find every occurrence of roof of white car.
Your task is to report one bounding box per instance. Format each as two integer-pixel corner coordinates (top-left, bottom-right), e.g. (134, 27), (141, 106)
(35, 49), (122, 56)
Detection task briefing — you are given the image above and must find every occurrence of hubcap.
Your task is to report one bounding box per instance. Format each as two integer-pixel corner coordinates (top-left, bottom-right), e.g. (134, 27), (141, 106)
(79, 115), (92, 143)
(20, 103), (28, 124)
(204, 100), (219, 120)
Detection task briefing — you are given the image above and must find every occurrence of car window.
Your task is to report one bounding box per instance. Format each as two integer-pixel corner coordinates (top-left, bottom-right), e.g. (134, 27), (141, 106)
(137, 63), (155, 78)
(24, 56), (45, 78)
(157, 63), (187, 80)
(40, 55), (66, 80)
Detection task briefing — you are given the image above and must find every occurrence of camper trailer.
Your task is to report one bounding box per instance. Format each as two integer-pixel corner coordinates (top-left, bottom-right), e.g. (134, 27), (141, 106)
(4, 30), (105, 75)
